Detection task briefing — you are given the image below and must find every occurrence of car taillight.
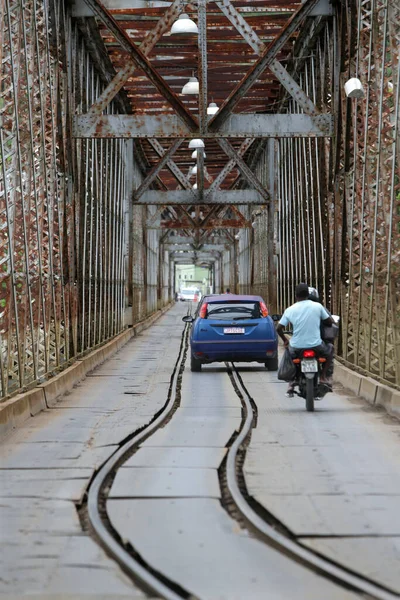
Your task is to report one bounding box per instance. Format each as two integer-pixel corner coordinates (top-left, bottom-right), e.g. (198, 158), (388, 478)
(260, 301), (268, 317)
(199, 303), (208, 318)
(303, 350), (316, 358)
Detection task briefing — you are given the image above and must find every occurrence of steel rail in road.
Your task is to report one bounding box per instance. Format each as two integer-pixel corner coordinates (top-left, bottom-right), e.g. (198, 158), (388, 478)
(227, 365), (400, 600)
(86, 319), (398, 600)
(86, 324), (191, 600)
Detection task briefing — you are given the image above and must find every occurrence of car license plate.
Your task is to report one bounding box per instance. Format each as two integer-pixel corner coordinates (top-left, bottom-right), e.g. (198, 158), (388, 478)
(301, 359), (318, 373)
(223, 327), (245, 334)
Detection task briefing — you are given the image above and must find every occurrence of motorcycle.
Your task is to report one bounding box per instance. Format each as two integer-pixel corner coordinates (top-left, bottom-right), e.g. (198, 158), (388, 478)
(291, 349), (331, 412)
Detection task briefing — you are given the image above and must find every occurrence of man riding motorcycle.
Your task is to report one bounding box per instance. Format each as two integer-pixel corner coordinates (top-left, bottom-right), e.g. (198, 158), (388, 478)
(308, 286), (336, 379)
(276, 283), (335, 396)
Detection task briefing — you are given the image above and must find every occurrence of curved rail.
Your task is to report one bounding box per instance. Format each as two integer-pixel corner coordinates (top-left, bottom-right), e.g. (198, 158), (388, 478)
(227, 365), (399, 600)
(86, 325), (190, 600)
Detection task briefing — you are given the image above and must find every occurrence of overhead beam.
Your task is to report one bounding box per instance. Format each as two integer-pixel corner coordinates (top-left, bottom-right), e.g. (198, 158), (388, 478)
(148, 220), (252, 229)
(207, 138), (254, 195)
(82, 0), (198, 132)
(165, 244), (227, 251)
(147, 139), (195, 192)
(72, 0), (174, 16)
(162, 235), (231, 245)
(214, 0), (319, 116)
(217, 139), (269, 202)
(198, 0), (208, 134)
(134, 190), (266, 205)
(134, 139), (183, 199)
(73, 113), (333, 138)
(86, 0), (184, 116)
(208, 0), (321, 131)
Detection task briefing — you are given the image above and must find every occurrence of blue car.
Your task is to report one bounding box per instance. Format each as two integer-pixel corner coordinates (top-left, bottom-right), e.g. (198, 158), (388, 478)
(182, 294), (278, 372)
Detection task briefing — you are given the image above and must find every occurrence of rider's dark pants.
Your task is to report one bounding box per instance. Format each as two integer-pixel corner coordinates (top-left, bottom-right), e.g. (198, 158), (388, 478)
(288, 342), (334, 380)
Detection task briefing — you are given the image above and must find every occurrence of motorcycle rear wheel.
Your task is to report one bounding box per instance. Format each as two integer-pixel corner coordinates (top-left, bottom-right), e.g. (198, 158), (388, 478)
(305, 378), (314, 412)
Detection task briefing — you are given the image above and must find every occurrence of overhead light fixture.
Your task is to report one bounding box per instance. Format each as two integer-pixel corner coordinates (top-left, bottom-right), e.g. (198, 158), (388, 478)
(188, 138), (204, 149)
(181, 76), (199, 95)
(207, 101), (219, 115)
(170, 13), (198, 35)
(191, 150), (206, 159)
(344, 77), (364, 99)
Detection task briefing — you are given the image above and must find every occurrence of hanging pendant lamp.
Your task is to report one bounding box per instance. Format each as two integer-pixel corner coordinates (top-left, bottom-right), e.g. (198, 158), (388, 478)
(171, 14), (198, 35)
(188, 138), (204, 149)
(207, 101), (219, 115)
(191, 150), (206, 159)
(181, 76), (199, 95)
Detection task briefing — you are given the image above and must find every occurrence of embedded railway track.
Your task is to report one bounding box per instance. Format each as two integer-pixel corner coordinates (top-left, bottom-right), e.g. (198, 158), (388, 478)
(84, 325), (399, 600)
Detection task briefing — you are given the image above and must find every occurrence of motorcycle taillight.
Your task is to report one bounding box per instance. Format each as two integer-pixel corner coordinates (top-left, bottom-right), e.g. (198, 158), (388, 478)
(303, 350), (316, 358)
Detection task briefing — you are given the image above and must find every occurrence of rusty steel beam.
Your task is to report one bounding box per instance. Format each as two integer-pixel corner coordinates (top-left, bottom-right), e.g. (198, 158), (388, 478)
(87, 0), (184, 116)
(217, 139), (269, 202)
(151, 220), (253, 229)
(133, 190), (266, 204)
(207, 138), (254, 195)
(197, 147), (205, 202)
(215, 0), (319, 115)
(73, 113), (333, 138)
(134, 139), (183, 199)
(198, 0), (208, 135)
(209, 0), (321, 131)
(82, 0), (198, 131)
(147, 139), (195, 192)
(162, 234), (231, 245)
(72, 0), (175, 16)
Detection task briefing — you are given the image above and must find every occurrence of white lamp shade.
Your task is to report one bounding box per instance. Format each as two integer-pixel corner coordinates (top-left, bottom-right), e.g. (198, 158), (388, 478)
(181, 77), (199, 95)
(170, 14), (198, 35)
(191, 150), (206, 159)
(207, 102), (219, 115)
(193, 183), (198, 189)
(188, 138), (205, 149)
(191, 165), (197, 175)
(344, 77), (364, 99)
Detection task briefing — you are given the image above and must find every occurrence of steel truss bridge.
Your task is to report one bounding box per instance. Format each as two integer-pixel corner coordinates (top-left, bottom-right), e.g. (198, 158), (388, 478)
(0, 0), (399, 396)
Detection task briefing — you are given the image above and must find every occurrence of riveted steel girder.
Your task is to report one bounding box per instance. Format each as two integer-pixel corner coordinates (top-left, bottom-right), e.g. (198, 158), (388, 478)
(208, 0), (321, 131)
(86, 0), (185, 116)
(163, 235), (231, 245)
(72, 0), (174, 16)
(214, 0), (319, 116)
(147, 139), (195, 192)
(207, 138), (254, 195)
(134, 190), (266, 205)
(73, 114), (333, 138)
(82, 0), (198, 131)
(217, 139), (269, 202)
(134, 139), (183, 198)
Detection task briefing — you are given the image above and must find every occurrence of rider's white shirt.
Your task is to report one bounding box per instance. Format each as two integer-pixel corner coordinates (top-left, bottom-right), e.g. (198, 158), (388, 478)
(279, 300), (329, 349)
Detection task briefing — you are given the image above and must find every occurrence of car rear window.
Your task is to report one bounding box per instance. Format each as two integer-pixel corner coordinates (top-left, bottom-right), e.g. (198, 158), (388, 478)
(205, 302), (261, 320)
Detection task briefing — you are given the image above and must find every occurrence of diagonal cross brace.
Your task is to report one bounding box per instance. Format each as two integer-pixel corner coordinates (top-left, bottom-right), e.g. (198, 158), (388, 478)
(215, 0), (319, 116)
(217, 139), (269, 202)
(209, 0), (321, 131)
(83, 0), (198, 131)
(87, 0), (185, 116)
(134, 139), (184, 199)
(147, 139), (195, 193)
(206, 138), (254, 195)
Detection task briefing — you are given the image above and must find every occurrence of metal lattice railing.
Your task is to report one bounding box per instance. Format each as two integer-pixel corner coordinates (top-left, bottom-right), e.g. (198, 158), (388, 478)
(0, 0), (131, 397)
(251, 5), (399, 386)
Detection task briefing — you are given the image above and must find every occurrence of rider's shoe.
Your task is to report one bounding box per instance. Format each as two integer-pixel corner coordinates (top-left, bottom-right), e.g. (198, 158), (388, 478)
(286, 381), (296, 398)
